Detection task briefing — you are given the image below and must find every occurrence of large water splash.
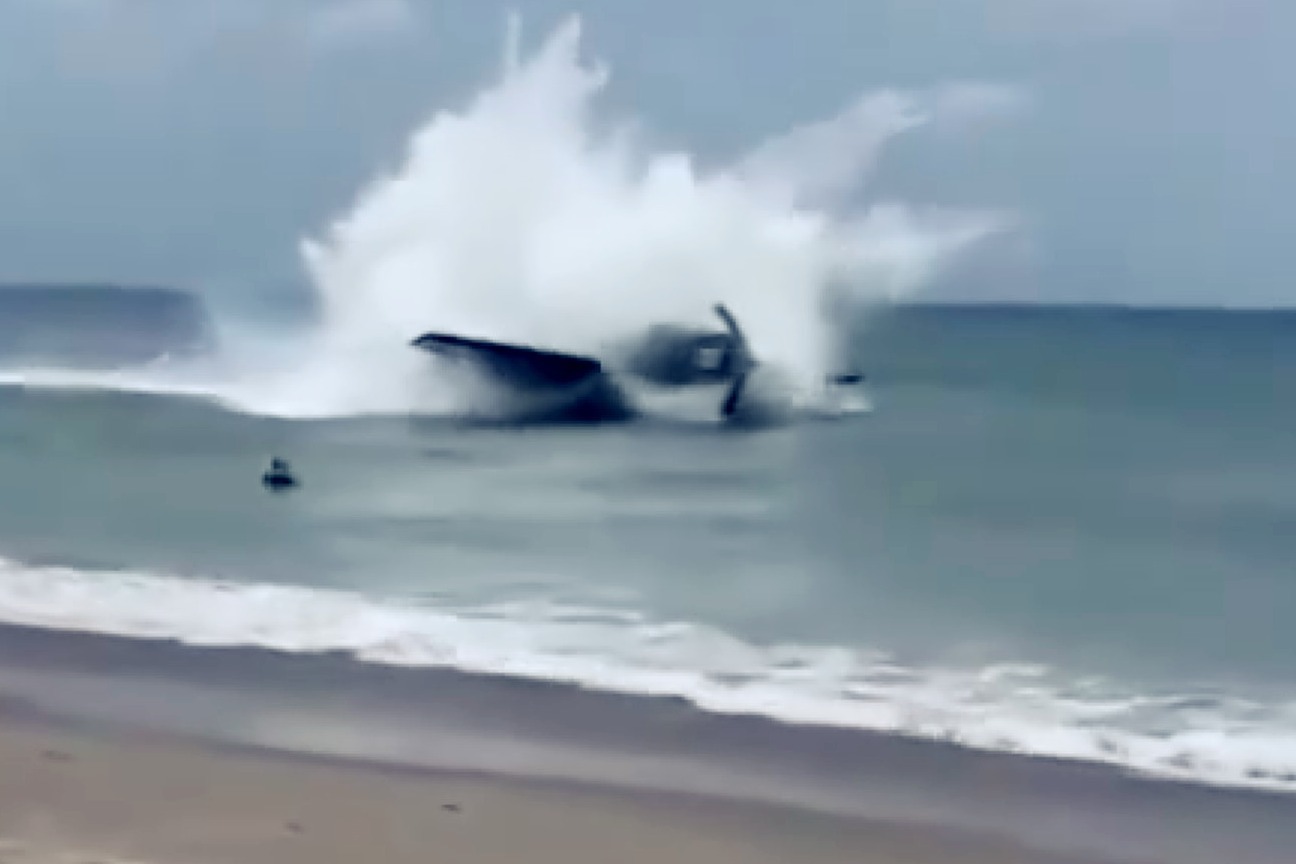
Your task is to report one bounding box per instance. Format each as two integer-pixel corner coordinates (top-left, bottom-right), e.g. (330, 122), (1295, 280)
(256, 14), (1010, 419)
(3, 14), (1010, 418)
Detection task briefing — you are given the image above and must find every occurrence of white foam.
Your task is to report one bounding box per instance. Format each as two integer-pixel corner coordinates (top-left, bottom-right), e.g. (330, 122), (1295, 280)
(1, 555), (1293, 794)
(1, 15), (1012, 422)
(0, 365), (220, 401)
(280, 16), (1012, 419)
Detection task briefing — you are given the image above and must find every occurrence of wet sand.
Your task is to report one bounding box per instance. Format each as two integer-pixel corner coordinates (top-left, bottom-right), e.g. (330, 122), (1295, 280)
(0, 623), (1292, 864)
(0, 710), (1124, 864)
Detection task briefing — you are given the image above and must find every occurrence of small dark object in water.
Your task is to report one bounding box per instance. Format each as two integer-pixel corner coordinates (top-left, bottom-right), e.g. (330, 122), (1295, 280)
(262, 457), (299, 492)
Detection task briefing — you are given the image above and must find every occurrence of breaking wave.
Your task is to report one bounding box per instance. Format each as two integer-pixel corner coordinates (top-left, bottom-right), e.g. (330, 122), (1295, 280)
(0, 555), (1293, 794)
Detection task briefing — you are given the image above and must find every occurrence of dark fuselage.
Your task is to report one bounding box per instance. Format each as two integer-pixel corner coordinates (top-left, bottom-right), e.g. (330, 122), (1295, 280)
(409, 304), (759, 424)
(618, 325), (742, 387)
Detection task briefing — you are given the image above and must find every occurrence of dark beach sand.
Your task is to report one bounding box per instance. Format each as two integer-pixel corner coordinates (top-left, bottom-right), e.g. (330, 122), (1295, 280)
(0, 713), (1108, 864)
(0, 623), (1292, 864)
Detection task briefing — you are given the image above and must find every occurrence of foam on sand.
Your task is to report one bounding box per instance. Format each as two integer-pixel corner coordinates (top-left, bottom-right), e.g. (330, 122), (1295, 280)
(0, 554), (1293, 795)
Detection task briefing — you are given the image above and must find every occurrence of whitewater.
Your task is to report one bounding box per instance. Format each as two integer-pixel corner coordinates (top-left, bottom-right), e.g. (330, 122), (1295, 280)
(1, 551), (1295, 794)
(6, 14), (1004, 420)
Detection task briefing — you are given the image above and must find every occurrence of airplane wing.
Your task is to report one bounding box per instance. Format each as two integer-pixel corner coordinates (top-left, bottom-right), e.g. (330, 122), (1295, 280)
(410, 332), (604, 389)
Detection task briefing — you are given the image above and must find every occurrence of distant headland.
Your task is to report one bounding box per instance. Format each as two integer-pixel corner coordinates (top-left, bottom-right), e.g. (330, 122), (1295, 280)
(0, 283), (217, 368)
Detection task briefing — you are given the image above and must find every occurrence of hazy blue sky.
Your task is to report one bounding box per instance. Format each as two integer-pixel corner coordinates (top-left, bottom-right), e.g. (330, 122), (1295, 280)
(0, 0), (1289, 307)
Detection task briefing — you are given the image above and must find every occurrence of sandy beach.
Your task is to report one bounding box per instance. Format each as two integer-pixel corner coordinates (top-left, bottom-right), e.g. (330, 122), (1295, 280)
(0, 623), (1293, 864)
(0, 707), (1108, 864)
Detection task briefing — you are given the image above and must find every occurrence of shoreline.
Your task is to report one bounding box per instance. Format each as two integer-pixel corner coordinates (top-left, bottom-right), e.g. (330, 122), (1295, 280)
(1, 555), (1292, 799)
(0, 622), (1294, 863)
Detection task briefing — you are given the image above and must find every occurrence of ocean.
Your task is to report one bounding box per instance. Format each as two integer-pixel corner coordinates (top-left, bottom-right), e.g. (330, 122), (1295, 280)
(1, 302), (1293, 799)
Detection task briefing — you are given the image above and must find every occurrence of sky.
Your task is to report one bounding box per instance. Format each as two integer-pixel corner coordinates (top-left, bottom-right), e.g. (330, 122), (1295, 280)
(0, 0), (1289, 308)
